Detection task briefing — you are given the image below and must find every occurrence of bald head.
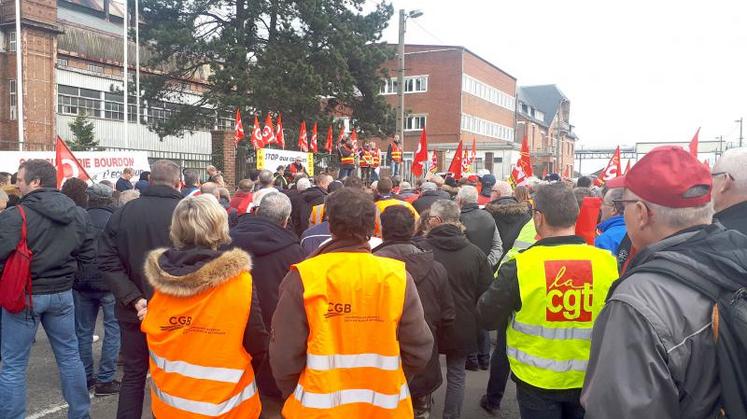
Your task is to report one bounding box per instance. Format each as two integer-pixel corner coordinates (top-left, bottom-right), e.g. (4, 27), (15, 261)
(713, 147), (747, 212)
(200, 182), (220, 198)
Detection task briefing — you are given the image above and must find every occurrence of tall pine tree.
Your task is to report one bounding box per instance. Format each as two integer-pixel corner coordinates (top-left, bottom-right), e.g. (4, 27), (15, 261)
(68, 112), (99, 151)
(138, 0), (396, 140)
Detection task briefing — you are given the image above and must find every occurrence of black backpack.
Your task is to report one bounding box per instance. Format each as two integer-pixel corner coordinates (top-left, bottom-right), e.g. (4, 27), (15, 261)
(621, 257), (747, 418)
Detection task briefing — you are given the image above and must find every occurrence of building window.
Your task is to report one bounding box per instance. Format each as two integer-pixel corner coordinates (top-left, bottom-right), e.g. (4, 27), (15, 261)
(57, 58), (69, 67)
(405, 114), (426, 131)
(86, 63), (104, 74)
(461, 113), (514, 142)
(148, 101), (179, 127)
(9, 79), (16, 120)
(462, 74), (515, 111)
(103, 91), (138, 122)
(8, 31), (16, 52)
(57, 85), (102, 117)
(380, 75), (428, 95)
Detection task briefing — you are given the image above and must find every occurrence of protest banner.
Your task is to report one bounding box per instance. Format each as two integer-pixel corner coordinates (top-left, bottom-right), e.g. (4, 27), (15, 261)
(256, 149), (314, 176)
(0, 151), (151, 184)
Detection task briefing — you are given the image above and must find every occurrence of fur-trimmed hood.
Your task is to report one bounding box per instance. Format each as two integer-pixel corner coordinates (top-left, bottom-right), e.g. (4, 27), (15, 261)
(144, 247), (252, 297)
(485, 197), (530, 217)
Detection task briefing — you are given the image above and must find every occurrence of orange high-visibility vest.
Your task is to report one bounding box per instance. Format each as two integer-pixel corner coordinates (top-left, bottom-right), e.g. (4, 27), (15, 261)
(372, 150), (381, 168)
(142, 271), (261, 419)
(282, 252), (413, 419)
(340, 145), (355, 167)
(373, 199), (420, 238)
(360, 150), (373, 168)
(390, 143), (402, 163)
(309, 203), (326, 226)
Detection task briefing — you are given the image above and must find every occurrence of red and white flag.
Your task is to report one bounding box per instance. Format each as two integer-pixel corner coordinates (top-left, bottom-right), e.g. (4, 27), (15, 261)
(55, 136), (91, 188)
(623, 160), (631, 175)
(233, 108), (245, 147)
(310, 122), (318, 153)
(350, 129), (358, 149)
(250, 115), (263, 150)
(337, 125), (345, 145)
(411, 125), (429, 177)
(447, 139), (464, 180)
(461, 148), (471, 174)
(594, 146), (622, 186)
(275, 113), (285, 149)
(470, 137), (477, 164)
(297, 121), (308, 152)
(261, 114), (276, 146)
(689, 127), (700, 158)
(428, 150), (438, 174)
(510, 135), (533, 187)
(325, 126), (334, 153)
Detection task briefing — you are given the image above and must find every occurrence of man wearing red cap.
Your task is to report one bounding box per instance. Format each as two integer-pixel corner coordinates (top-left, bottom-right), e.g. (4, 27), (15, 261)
(581, 146), (747, 419)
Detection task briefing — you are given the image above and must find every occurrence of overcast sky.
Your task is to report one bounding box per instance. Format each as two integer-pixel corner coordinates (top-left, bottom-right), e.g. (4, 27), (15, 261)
(379, 0), (747, 155)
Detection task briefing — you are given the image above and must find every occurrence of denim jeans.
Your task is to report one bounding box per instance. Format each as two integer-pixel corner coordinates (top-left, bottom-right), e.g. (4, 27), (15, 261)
(116, 321), (149, 419)
(0, 290), (91, 419)
(484, 330), (510, 408)
(339, 167), (354, 179)
(392, 161), (401, 177)
(443, 352), (467, 419)
(516, 384), (584, 419)
(466, 329), (491, 367)
(73, 290), (120, 383)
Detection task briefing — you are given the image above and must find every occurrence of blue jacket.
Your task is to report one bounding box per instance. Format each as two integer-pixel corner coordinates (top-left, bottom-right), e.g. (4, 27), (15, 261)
(595, 215), (627, 254)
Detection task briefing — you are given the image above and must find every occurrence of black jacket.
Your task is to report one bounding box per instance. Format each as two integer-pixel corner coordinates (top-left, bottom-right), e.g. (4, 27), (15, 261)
(374, 241), (456, 397)
(297, 187), (327, 235)
(99, 184), (183, 323)
(75, 206), (116, 293)
(0, 188), (94, 295)
(144, 247), (269, 373)
(714, 200), (747, 236)
(116, 177), (133, 192)
(418, 224), (492, 354)
(485, 197), (532, 254)
(460, 203), (497, 257)
(412, 190), (450, 214)
(230, 215), (305, 331)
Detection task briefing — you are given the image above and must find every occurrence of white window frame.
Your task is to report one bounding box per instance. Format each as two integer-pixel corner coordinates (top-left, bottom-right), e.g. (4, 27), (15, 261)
(57, 58), (69, 67)
(405, 114), (427, 131)
(86, 63), (104, 74)
(461, 113), (514, 142)
(462, 74), (515, 111)
(9, 79), (16, 120)
(8, 31), (16, 52)
(380, 75), (428, 95)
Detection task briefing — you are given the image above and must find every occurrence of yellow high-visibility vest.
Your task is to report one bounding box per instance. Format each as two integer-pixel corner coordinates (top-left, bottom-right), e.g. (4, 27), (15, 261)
(282, 252), (412, 419)
(506, 243), (618, 390)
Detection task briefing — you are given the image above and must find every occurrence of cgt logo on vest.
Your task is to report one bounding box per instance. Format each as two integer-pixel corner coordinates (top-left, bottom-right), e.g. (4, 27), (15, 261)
(160, 316), (193, 332)
(544, 260), (594, 322)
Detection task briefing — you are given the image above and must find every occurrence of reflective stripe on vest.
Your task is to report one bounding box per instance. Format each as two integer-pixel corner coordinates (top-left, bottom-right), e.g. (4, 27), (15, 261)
(499, 219), (537, 268)
(309, 204), (325, 226)
(307, 353), (401, 371)
(291, 382), (410, 410)
(283, 252), (412, 418)
(391, 144), (402, 162)
(152, 379), (258, 416)
(150, 351), (244, 383)
(505, 244), (618, 390)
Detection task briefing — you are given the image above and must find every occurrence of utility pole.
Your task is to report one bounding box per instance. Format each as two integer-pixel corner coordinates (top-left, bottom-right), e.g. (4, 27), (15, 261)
(123, 0), (129, 148)
(397, 9), (406, 156)
(737, 117), (743, 147)
(14, 0), (23, 150)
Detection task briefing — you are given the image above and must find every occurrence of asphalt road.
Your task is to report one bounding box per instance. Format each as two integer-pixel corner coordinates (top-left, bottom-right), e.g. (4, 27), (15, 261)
(21, 318), (520, 419)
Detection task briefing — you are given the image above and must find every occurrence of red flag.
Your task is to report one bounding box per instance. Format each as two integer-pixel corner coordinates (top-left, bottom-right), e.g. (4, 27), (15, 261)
(542, 167), (548, 179)
(461, 148), (471, 174)
(275, 113), (285, 149)
(233, 109), (245, 147)
(297, 121), (308, 152)
(689, 127), (700, 158)
(623, 160), (631, 175)
(261, 114), (276, 146)
(337, 125), (345, 145)
(310, 122), (318, 153)
(250, 115), (263, 150)
(510, 135), (533, 186)
(325, 126), (333, 153)
(350, 129), (358, 149)
(428, 150), (438, 174)
(411, 126), (429, 177)
(447, 139), (464, 179)
(470, 137), (477, 163)
(55, 136), (91, 188)
(594, 146), (622, 186)
(563, 165), (571, 178)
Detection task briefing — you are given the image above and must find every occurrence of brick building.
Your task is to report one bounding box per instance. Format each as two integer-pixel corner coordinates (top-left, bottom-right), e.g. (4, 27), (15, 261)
(379, 44), (519, 178)
(0, 0), (216, 170)
(516, 85), (578, 177)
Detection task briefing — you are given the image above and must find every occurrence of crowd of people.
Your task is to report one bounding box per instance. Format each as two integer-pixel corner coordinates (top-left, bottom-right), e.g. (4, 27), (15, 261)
(0, 144), (745, 419)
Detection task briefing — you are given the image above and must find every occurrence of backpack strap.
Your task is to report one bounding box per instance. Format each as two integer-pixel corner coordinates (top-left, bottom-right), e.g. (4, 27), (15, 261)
(17, 205), (27, 243)
(621, 256), (723, 302)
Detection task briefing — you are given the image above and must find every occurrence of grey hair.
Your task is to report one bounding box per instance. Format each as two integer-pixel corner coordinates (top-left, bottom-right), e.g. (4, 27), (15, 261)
(421, 182), (437, 192)
(430, 199), (461, 224)
(457, 185), (479, 205)
(715, 147), (747, 192)
(296, 177), (311, 191)
(493, 181), (513, 198)
(645, 200), (714, 229)
(400, 181), (412, 190)
(258, 169), (274, 187)
(258, 191), (292, 225)
(604, 187), (626, 214)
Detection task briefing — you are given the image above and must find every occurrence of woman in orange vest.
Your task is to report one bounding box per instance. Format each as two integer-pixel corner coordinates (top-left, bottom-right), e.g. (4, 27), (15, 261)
(270, 187), (434, 419)
(387, 136), (403, 177)
(141, 194), (268, 418)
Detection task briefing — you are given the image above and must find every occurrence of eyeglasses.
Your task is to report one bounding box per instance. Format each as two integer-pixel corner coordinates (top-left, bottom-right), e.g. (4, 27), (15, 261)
(612, 199), (642, 209)
(711, 172), (735, 181)
(530, 208), (543, 214)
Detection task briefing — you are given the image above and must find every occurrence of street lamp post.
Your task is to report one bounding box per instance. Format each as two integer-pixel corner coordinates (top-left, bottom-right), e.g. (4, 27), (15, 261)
(397, 9), (423, 157)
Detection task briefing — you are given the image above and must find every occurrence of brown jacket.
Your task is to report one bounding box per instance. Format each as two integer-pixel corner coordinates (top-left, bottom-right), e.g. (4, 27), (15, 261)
(270, 239), (434, 398)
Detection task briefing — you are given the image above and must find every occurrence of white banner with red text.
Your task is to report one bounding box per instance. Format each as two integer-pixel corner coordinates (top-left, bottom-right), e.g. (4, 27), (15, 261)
(0, 151), (151, 184)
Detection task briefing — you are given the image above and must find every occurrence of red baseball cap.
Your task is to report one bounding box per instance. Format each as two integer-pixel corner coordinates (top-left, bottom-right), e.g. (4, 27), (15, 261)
(605, 175), (626, 189)
(624, 146), (711, 208)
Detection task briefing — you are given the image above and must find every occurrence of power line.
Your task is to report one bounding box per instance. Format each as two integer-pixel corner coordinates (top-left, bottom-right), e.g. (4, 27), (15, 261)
(411, 20), (446, 44)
